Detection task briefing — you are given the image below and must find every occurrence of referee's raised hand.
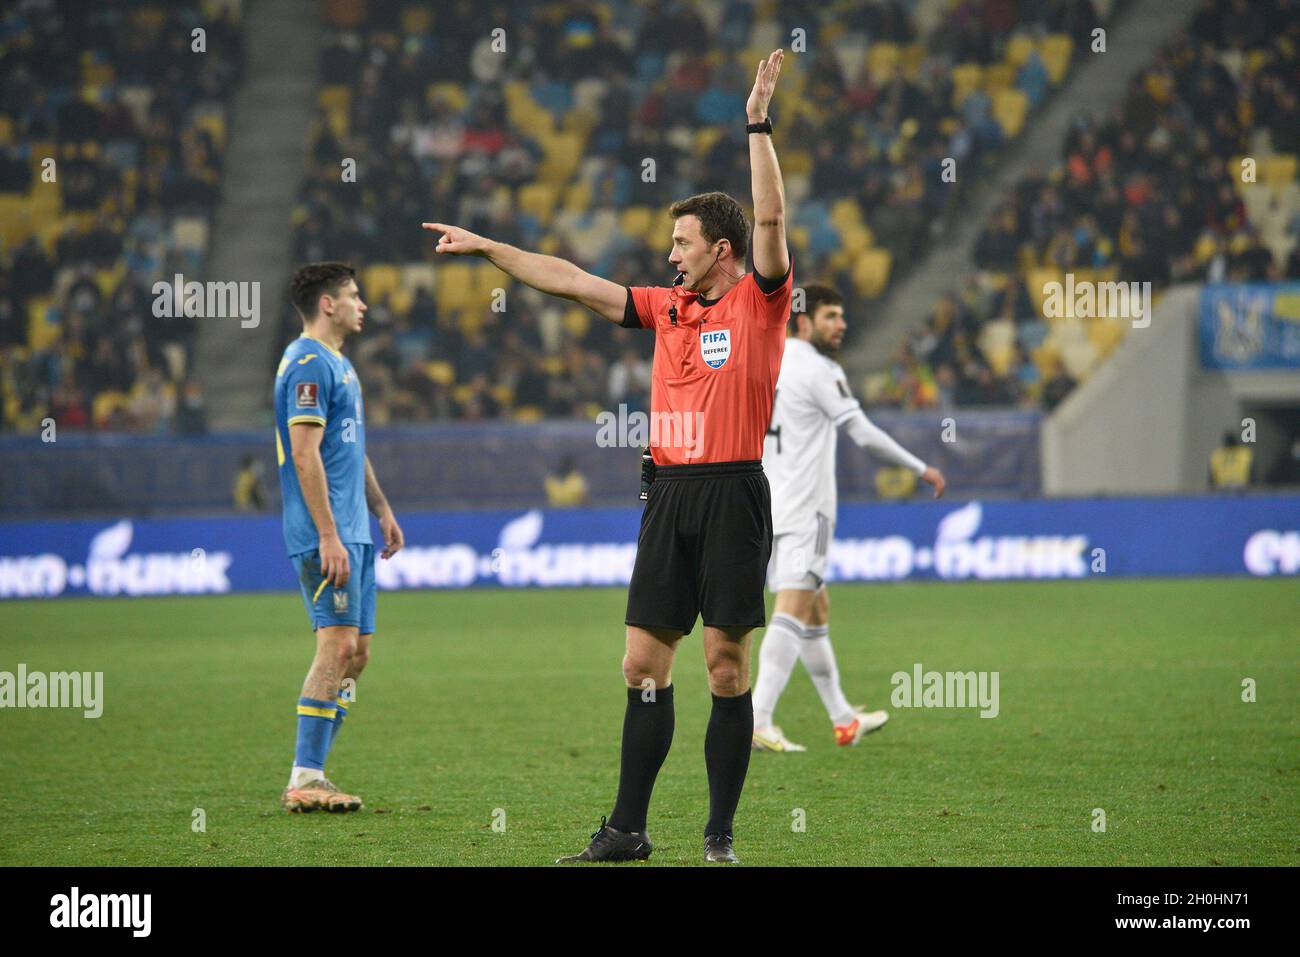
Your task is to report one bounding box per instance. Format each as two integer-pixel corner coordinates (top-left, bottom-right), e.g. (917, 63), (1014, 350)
(422, 222), (491, 257)
(747, 49), (784, 119)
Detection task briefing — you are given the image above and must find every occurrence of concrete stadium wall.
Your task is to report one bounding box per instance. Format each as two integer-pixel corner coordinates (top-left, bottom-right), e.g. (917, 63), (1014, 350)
(1044, 284), (1300, 494)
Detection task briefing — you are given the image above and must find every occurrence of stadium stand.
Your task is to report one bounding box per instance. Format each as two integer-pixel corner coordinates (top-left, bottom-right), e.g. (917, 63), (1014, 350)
(0, 0), (245, 434)
(880, 0), (1300, 412)
(279, 0), (1098, 425)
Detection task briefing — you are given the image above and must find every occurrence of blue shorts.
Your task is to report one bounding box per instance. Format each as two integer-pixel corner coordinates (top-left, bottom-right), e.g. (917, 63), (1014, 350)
(292, 542), (376, 635)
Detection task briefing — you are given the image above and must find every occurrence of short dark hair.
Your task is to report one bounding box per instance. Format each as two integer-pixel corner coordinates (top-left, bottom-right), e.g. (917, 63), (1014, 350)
(668, 192), (748, 260)
(792, 283), (843, 330)
(290, 262), (356, 319)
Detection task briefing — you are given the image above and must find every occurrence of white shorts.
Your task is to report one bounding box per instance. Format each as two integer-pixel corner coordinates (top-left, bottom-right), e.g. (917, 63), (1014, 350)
(767, 513), (833, 592)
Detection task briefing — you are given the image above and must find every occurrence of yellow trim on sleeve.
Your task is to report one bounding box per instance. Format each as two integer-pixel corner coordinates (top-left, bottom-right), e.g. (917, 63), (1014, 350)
(288, 415), (326, 427)
(297, 705), (338, 719)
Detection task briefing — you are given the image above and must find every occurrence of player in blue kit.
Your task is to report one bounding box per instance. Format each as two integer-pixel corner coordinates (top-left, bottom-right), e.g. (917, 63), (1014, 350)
(274, 262), (404, 812)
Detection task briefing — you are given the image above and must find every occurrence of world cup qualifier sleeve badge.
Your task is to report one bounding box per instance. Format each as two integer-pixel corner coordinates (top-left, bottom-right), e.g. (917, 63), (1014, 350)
(700, 329), (732, 369)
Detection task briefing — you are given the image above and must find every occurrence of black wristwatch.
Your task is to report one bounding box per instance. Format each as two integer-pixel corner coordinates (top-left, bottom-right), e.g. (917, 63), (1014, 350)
(746, 116), (773, 135)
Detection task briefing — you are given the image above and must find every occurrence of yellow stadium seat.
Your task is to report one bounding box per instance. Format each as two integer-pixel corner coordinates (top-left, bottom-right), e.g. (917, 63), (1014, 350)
(866, 42), (901, 83)
(537, 132), (584, 184)
(511, 405), (544, 423)
(0, 196), (32, 246)
(197, 112), (226, 149)
(1261, 153), (1297, 185)
(435, 262), (474, 312)
(563, 179), (592, 212)
(993, 89), (1028, 137)
(782, 149), (814, 177)
(1027, 267), (1063, 319)
(830, 198), (862, 230)
(851, 249), (892, 298)
(388, 284), (414, 316)
(425, 360), (455, 385)
(35, 220), (61, 256)
(456, 310), (480, 334)
(1039, 34), (1073, 84)
(83, 62), (115, 86)
(562, 307), (590, 340)
(426, 81), (467, 112)
(325, 105), (348, 139)
(901, 43), (925, 80)
(94, 265), (124, 299)
(1246, 49), (1272, 75)
(986, 343), (1017, 376)
(829, 247), (856, 273)
(361, 264), (401, 302)
(620, 206), (654, 241)
(1031, 342), (1060, 377)
(787, 225), (810, 254)
(93, 391), (130, 427)
(318, 84), (350, 112)
(27, 297), (58, 350)
(517, 182), (560, 220)
(838, 223), (873, 254)
(562, 107), (598, 136)
(1086, 317), (1127, 358)
(476, 265), (509, 304)
(951, 62), (983, 108)
(1006, 35), (1035, 68)
(695, 127), (724, 157)
(983, 62), (1015, 93)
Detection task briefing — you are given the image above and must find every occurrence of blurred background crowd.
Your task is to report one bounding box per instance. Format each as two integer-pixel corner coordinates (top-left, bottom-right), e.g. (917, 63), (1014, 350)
(1, 0), (1296, 437)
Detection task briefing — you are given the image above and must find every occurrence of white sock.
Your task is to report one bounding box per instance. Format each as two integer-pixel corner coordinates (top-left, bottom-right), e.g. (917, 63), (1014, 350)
(753, 612), (806, 729)
(799, 625), (856, 726)
(290, 765), (323, 788)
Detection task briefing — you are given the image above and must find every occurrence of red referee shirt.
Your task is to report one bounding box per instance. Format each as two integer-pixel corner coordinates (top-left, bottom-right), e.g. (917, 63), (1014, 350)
(624, 253), (793, 465)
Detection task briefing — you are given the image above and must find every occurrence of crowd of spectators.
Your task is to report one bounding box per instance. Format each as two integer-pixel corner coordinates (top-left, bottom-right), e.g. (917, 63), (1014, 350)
(877, 0), (1300, 413)
(284, 0), (1097, 425)
(0, 0), (244, 433)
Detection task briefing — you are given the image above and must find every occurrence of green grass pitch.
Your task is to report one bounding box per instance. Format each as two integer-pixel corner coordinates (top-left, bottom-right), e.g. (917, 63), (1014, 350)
(1, 579), (1296, 866)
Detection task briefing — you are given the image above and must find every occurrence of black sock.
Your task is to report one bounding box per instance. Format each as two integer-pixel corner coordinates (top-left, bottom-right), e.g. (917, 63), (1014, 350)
(608, 683), (674, 834)
(704, 689), (753, 837)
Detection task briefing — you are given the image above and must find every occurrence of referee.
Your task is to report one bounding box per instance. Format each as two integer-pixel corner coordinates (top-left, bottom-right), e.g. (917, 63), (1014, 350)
(424, 50), (790, 863)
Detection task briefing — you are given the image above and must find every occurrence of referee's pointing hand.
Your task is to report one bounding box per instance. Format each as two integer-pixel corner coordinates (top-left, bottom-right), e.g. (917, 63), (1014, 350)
(422, 222), (491, 257)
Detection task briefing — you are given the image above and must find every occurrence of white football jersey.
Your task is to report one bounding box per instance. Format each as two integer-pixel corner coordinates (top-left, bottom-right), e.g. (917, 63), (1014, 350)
(762, 338), (860, 535)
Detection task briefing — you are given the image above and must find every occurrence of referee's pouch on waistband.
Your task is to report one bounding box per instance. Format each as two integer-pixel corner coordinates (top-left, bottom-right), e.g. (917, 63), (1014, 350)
(639, 447), (656, 501)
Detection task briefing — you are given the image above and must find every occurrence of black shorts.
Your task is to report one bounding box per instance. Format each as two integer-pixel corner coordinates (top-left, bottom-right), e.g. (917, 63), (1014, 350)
(625, 460), (773, 635)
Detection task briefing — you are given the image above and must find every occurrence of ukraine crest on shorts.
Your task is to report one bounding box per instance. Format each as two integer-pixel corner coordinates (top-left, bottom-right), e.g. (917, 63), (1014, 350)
(333, 589), (348, 614)
(701, 329), (731, 369)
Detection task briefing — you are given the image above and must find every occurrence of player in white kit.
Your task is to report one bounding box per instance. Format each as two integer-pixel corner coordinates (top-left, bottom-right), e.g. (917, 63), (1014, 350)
(754, 285), (945, 752)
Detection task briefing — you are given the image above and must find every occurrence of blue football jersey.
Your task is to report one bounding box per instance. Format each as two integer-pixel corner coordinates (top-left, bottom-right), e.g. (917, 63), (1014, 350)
(274, 334), (371, 555)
